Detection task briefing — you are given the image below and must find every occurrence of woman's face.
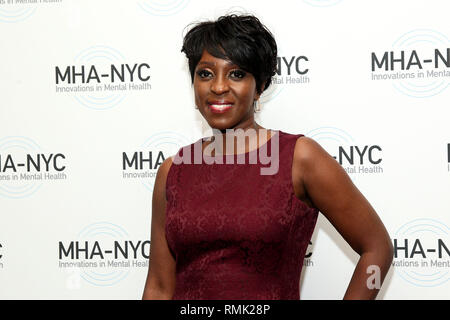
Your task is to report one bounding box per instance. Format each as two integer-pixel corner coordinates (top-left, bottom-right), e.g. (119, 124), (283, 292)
(193, 50), (261, 131)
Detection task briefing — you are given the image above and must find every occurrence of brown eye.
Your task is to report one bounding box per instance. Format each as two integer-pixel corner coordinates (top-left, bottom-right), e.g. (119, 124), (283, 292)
(196, 70), (212, 78)
(230, 70), (246, 79)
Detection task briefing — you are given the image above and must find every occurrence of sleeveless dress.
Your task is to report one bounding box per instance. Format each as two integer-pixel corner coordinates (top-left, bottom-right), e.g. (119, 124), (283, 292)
(165, 129), (319, 300)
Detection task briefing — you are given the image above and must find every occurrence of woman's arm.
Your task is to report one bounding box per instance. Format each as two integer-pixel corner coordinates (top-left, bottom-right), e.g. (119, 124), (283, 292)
(293, 137), (393, 299)
(142, 156), (176, 299)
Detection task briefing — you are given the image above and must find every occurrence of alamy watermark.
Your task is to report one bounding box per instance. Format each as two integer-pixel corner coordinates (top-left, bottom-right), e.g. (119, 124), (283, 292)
(366, 265), (381, 290)
(172, 128), (280, 176)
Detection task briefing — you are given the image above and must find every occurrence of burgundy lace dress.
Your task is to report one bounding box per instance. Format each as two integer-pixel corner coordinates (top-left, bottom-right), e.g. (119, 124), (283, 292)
(165, 130), (319, 299)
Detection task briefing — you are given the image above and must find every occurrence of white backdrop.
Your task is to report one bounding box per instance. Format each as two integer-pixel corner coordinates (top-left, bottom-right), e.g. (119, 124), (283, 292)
(0, 0), (449, 299)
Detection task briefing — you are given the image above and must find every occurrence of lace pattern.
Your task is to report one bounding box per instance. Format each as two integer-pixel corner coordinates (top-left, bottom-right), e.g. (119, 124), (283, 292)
(165, 130), (319, 300)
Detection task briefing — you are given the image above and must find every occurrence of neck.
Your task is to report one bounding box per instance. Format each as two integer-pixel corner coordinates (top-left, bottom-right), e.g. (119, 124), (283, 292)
(207, 118), (269, 155)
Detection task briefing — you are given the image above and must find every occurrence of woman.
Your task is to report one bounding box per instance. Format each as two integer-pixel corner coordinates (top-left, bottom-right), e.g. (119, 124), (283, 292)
(142, 14), (393, 300)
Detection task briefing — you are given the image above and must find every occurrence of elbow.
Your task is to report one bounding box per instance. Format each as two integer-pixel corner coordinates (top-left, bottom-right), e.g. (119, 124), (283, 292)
(368, 236), (394, 271)
(359, 235), (394, 270)
(142, 288), (174, 300)
(142, 278), (175, 300)
(379, 232), (394, 264)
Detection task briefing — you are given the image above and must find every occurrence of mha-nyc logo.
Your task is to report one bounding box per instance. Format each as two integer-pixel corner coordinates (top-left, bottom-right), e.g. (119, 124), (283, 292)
(0, 136), (67, 199)
(392, 218), (450, 287)
(307, 127), (383, 174)
(122, 131), (191, 192)
(371, 29), (450, 98)
(58, 222), (150, 287)
(55, 45), (151, 110)
(260, 54), (310, 104)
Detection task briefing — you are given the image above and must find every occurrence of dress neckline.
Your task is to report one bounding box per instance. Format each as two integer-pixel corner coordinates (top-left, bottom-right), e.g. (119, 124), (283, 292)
(201, 129), (281, 158)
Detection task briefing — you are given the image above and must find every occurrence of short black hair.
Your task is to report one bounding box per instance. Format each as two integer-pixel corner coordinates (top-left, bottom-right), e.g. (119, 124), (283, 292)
(181, 14), (278, 94)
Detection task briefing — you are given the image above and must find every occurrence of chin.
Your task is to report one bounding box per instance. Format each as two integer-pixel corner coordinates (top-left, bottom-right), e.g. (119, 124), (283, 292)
(206, 119), (237, 132)
(208, 123), (231, 132)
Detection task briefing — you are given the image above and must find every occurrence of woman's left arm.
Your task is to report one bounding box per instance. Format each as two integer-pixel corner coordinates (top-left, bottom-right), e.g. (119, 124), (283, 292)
(294, 137), (394, 300)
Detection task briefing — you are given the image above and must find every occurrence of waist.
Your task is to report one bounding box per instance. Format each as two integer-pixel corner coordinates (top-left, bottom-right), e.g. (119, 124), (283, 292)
(172, 268), (300, 300)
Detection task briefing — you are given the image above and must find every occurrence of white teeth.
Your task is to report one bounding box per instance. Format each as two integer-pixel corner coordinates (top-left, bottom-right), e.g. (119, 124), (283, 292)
(210, 104), (232, 110)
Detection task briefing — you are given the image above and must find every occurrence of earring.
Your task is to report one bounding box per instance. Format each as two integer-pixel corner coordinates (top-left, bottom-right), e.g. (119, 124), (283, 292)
(195, 105), (198, 109)
(253, 100), (261, 112)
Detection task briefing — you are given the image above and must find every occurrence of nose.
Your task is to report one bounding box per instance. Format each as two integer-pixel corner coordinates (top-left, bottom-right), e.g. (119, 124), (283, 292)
(210, 74), (229, 95)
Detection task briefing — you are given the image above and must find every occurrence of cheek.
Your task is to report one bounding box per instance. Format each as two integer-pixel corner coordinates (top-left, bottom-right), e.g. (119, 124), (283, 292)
(235, 82), (257, 105)
(193, 81), (205, 104)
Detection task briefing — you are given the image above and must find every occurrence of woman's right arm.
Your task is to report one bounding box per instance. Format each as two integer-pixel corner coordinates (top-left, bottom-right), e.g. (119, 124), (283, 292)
(142, 156), (176, 299)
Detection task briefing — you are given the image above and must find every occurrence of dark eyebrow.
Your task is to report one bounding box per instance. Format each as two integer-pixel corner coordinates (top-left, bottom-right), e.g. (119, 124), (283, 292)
(197, 60), (237, 68)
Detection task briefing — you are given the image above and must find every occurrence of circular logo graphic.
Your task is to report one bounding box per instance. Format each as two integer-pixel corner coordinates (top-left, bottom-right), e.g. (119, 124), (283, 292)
(393, 218), (450, 287)
(73, 45), (127, 110)
(0, 136), (43, 199)
(259, 80), (285, 105)
(137, 0), (190, 16)
(392, 29), (450, 98)
(260, 53), (310, 106)
(0, 5), (36, 23)
(76, 222), (130, 287)
(306, 127), (383, 175)
(139, 131), (191, 192)
(306, 126), (355, 146)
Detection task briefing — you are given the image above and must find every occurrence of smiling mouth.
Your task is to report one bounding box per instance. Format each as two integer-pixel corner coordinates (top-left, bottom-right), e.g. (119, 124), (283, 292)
(208, 103), (233, 113)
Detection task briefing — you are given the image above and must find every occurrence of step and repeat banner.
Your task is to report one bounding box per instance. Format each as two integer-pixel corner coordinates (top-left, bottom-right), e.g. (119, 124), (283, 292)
(1, 0), (449, 299)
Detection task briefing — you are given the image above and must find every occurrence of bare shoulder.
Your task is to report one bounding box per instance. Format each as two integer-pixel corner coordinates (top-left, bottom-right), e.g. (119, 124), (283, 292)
(291, 136), (331, 208)
(153, 155), (175, 199)
(158, 155), (174, 177)
(293, 136), (331, 170)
